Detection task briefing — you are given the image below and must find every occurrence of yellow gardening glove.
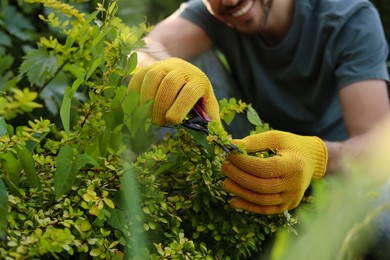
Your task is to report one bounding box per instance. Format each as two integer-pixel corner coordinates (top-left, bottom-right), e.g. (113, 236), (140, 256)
(128, 58), (220, 126)
(221, 130), (328, 215)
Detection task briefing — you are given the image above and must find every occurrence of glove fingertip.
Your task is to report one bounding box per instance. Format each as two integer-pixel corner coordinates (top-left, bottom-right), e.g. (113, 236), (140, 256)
(229, 198), (261, 213)
(221, 178), (237, 193)
(128, 66), (150, 89)
(229, 198), (283, 215)
(165, 105), (193, 125)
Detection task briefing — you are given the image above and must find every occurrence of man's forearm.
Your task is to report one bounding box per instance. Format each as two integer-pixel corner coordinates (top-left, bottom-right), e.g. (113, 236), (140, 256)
(325, 119), (388, 174)
(136, 39), (173, 68)
(325, 137), (364, 174)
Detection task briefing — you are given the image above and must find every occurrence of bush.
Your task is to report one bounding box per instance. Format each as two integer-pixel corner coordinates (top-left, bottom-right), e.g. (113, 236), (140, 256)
(3, 1), (388, 259)
(0, 1), (298, 259)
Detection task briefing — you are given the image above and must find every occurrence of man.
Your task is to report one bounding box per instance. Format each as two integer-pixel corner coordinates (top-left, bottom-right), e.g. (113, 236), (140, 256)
(129, 0), (390, 216)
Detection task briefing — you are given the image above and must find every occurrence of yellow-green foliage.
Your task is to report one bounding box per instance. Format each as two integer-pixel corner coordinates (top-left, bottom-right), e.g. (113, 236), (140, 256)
(0, 1), (297, 259)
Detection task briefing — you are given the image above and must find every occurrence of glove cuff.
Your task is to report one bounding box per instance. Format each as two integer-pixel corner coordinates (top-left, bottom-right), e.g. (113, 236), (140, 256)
(307, 136), (328, 179)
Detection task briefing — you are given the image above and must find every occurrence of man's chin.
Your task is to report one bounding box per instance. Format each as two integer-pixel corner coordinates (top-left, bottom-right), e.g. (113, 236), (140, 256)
(234, 20), (262, 35)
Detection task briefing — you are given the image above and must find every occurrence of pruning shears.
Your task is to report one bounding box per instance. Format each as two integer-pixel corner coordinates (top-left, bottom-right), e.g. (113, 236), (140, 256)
(181, 100), (242, 154)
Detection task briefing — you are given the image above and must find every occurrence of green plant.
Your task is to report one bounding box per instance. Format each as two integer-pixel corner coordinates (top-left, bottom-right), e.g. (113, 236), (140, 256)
(0, 0), (299, 259)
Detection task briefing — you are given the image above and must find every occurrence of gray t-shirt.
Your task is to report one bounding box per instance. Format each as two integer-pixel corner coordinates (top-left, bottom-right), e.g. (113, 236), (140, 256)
(180, 0), (389, 141)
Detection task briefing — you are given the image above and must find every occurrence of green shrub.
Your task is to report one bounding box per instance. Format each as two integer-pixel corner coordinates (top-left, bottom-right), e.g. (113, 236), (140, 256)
(0, 0), (298, 259)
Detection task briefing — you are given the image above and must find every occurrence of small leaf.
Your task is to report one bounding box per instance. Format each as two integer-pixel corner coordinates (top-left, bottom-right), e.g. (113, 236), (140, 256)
(90, 248), (101, 257)
(223, 111), (236, 125)
(83, 193), (97, 202)
(103, 198), (115, 209)
(186, 128), (214, 157)
(247, 105), (262, 126)
(196, 226), (206, 232)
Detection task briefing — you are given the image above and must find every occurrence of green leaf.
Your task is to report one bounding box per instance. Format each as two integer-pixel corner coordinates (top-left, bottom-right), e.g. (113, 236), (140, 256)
(108, 209), (127, 232)
(91, 25), (114, 52)
(63, 63), (85, 80)
(54, 145), (74, 198)
(60, 78), (83, 134)
(85, 56), (104, 80)
(128, 100), (152, 136)
(0, 54), (14, 75)
(0, 31), (12, 47)
(16, 145), (41, 191)
(1, 75), (18, 93)
(60, 87), (73, 134)
(223, 111), (236, 125)
(120, 168), (147, 254)
(0, 151), (22, 188)
(99, 130), (110, 157)
(75, 154), (99, 170)
(107, 2), (118, 16)
(55, 145), (98, 198)
(0, 117), (7, 136)
(99, 111), (124, 155)
(3, 5), (34, 41)
(111, 86), (127, 109)
(247, 104), (262, 126)
(121, 89), (140, 115)
(84, 138), (101, 159)
(103, 110), (124, 131)
(19, 47), (59, 87)
(0, 178), (8, 237)
(124, 52), (138, 76)
(40, 71), (69, 115)
(99, 128), (123, 156)
(186, 129), (214, 157)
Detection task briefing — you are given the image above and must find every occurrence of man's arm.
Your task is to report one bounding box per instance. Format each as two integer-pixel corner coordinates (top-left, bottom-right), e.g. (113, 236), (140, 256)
(326, 80), (390, 173)
(137, 12), (212, 67)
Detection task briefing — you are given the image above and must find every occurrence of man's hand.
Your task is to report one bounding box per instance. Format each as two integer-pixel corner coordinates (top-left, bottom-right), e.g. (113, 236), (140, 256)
(221, 130), (328, 215)
(128, 58), (220, 126)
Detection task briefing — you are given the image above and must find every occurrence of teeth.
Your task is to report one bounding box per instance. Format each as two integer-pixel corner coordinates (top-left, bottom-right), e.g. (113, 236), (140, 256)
(231, 1), (254, 17)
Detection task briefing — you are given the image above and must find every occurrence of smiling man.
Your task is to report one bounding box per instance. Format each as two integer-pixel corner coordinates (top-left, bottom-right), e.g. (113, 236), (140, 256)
(128, 0), (390, 257)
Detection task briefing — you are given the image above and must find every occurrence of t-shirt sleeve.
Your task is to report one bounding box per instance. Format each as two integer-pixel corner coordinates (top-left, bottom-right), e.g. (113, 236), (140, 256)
(333, 5), (389, 88)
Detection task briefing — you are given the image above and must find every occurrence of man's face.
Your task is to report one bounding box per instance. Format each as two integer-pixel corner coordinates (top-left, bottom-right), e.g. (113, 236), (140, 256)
(202, 0), (266, 34)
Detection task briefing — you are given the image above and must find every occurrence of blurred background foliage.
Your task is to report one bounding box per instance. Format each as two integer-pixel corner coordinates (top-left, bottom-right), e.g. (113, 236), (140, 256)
(371, 0), (390, 45)
(117, 0), (185, 26)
